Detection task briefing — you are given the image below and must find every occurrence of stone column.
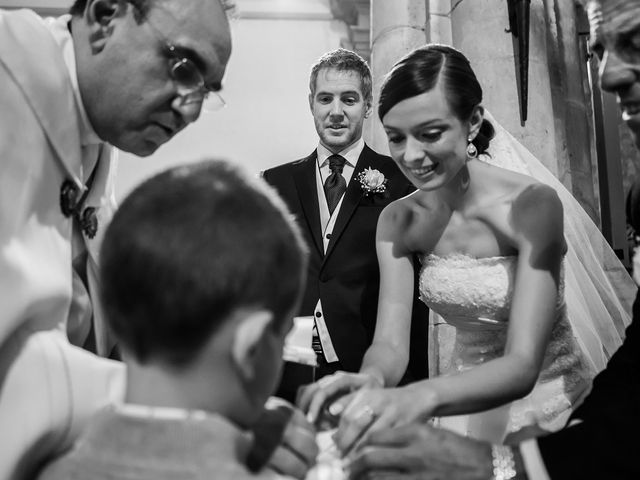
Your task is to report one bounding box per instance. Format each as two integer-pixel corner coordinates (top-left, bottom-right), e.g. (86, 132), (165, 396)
(428, 0), (453, 44)
(451, 1), (558, 170)
(366, 0), (428, 153)
(449, 0), (599, 221)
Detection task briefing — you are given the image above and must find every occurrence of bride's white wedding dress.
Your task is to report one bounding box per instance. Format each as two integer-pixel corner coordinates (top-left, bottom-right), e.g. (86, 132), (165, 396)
(421, 253), (593, 443)
(417, 111), (635, 444)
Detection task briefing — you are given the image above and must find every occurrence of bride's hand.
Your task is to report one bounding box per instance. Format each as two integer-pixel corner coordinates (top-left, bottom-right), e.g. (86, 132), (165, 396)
(332, 384), (436, 456)
(296, 371), (383, 426)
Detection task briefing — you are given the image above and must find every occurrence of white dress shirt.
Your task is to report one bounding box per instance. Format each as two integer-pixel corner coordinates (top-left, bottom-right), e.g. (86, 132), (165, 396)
(312, 138), (365, 363)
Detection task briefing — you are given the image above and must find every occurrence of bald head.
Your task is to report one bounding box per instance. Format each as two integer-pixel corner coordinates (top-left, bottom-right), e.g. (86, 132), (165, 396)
(70, 0), (232, 156)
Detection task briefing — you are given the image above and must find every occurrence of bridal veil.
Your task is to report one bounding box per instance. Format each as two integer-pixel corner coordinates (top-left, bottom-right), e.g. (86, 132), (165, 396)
(479, 110), (634, 372)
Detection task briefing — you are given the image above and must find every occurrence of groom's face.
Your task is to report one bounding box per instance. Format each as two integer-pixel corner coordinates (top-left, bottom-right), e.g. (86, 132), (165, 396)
(588, 0), (640, 148)
(309, 68), (372, 153)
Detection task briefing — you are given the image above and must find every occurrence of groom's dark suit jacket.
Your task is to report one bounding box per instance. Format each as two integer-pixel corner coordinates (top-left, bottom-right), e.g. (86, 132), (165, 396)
(537, 208), (640, 479)
(263, 144), (429, 400)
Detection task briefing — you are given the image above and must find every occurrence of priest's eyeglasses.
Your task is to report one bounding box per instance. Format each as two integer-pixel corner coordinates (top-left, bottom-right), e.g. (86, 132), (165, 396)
(142, 7), (226, 113)
(165, 45), (226, 112)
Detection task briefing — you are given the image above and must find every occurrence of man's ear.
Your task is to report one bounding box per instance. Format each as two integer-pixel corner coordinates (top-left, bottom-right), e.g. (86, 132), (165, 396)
(85, 0), (128, 54)
(231, 310), (274, 383)
(364, 100), (373, 118)
(308, 93), (315, 114)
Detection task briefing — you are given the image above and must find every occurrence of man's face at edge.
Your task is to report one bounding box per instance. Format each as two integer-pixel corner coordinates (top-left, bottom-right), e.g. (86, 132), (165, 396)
(588, 0), (640, 149)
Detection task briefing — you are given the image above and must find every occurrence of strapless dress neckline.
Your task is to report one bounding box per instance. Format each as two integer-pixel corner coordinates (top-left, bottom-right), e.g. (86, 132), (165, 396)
(418, 250), (591, 443)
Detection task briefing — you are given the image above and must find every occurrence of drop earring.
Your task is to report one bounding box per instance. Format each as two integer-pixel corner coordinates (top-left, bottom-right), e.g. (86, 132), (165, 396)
(466, 137), (478, 159)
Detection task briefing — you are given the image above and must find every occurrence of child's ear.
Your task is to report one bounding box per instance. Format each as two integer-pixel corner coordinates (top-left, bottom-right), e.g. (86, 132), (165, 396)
(231, 310), (274, 382)
(85, 0), (128, 54)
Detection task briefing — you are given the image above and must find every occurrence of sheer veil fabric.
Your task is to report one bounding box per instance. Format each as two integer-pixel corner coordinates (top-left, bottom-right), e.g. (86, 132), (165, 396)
(430, 110), (634, 374)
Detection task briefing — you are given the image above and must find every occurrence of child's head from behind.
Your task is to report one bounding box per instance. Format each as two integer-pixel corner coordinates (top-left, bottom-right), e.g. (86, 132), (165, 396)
(100, 159), (307, 426)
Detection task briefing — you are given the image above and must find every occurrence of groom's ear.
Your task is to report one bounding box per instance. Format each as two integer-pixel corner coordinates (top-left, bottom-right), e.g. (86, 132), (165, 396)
(468, 105), (484, 141)
(308, 93), (315, 114)
(364, 100), (373, 118)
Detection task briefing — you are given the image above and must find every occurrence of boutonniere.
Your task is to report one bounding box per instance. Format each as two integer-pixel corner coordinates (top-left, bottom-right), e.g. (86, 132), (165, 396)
(357, 168), (387, 195)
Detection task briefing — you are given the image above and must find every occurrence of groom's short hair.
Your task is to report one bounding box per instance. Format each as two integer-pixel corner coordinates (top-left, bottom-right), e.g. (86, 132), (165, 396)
(100, 159), (307, 367)
(309, 48), (373, 104)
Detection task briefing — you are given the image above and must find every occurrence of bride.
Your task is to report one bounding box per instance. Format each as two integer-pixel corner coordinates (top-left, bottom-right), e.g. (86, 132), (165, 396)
(298, 44), (634, 448)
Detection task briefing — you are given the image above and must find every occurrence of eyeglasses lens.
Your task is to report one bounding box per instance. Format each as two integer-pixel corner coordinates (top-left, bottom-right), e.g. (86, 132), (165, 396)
(170, 57), (226, 112)
(171, 58), (202, 91)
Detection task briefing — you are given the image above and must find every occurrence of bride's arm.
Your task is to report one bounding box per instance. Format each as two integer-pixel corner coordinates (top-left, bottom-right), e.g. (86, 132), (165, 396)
(359, 204), (417, 387)
(410, 184), (566, 417)
(333, 185), (566, 453)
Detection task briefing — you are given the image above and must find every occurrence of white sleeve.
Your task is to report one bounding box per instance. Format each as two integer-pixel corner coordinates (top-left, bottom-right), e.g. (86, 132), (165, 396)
(520, 440), (551, 480)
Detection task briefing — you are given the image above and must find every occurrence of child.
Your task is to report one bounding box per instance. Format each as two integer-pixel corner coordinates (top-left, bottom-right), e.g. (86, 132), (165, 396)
(39, 159), (309, 479)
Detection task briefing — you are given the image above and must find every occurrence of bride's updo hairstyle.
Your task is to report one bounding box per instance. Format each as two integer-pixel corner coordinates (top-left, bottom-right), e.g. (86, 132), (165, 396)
(378, 44), (494, 155)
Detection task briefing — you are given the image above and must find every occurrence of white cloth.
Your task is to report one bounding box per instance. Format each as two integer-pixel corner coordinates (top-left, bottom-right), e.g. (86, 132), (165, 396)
(521, 440), (551, 480)
(312, 139), (365, 363)
(306, 430), (345, 480)
(0, 9), (125, 479)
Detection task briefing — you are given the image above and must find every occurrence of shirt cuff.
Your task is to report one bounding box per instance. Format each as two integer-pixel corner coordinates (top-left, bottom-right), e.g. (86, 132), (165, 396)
(520, 439), (551, 480)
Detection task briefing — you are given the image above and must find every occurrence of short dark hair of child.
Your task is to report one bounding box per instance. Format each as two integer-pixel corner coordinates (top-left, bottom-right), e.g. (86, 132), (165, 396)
(100, 159), (308, 367)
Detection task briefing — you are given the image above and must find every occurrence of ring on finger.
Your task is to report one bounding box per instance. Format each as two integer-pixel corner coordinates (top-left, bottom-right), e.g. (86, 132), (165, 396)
(358, 405), (376, 422)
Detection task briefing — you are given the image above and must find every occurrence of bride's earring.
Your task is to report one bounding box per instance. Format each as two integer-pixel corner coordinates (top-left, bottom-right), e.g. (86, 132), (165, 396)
(466, 137), (478, 159)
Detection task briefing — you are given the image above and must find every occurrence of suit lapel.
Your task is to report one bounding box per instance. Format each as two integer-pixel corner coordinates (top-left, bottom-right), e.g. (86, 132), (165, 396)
(293, 153), (324, 256)
(323, 146), (373, 261)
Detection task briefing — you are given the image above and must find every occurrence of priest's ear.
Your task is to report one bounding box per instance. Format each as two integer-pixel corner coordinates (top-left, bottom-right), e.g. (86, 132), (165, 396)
(85, 0), (129, 53)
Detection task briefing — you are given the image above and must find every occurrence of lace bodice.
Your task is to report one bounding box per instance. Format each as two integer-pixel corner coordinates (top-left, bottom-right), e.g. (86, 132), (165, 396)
(418, 253), (592, 442)
(419, 253), (563, 327)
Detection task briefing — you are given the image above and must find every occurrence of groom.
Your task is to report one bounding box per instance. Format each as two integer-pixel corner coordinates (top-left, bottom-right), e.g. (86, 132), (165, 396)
(263, 49), (428, 402)
(346, 0), (640, 478)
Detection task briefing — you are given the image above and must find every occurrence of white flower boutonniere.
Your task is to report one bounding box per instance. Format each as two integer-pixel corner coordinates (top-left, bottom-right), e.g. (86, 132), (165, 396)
(358, 168), (387, 195)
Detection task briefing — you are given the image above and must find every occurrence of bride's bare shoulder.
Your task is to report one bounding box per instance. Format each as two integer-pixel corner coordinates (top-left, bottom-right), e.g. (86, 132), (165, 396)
(381, 191), (434, 223)
(511, 182), (563, 220)
(485, 162), (553, 204)
(378, 191), (444, 244)
(510, 183), (565, 252)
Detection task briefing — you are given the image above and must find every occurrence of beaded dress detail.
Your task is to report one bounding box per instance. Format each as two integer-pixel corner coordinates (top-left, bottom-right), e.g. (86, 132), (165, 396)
(420, 253), (594, 443)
